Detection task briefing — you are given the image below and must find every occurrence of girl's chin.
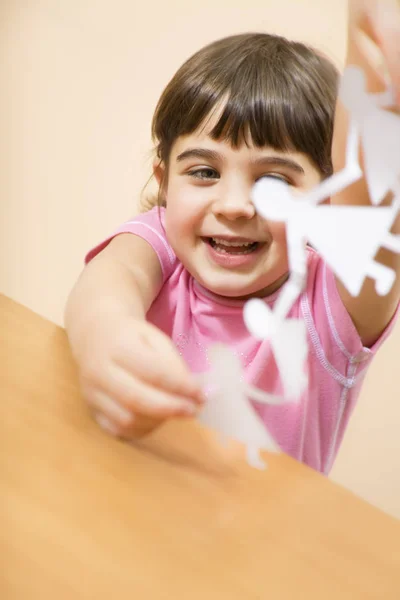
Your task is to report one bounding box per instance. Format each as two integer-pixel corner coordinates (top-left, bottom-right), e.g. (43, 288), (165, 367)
(196, 280), (275, 301)
(197, 272), (289, 301)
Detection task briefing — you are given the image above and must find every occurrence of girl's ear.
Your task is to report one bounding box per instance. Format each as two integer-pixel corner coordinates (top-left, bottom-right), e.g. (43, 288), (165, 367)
(153, 159), (166, 186)
(153, 158), (168, 207)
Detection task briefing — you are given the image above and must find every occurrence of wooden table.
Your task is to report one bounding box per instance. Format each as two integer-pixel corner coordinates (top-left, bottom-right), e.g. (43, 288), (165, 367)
(1, 294), (400, 599)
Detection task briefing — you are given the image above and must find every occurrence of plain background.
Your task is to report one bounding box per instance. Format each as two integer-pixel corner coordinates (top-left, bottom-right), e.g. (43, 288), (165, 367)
(1, 0), (399, 519)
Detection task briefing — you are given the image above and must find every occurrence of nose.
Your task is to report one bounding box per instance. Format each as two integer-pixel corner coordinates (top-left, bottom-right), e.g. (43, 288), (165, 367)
(211, 184), (256, 221)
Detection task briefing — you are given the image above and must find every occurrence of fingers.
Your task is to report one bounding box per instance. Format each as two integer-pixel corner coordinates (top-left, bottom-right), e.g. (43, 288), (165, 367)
(78, 320), (206, 441)
(87, 389), (134, 427)
(82, 363), (202, 441)
(104, 364), (201, 418)
(92, 407), (165, 441)
(88, 390), (184, 440)
(94, 413), (121, 437)
(116, 327), (204, 403)
(373, 1), (400, 100)
(352, 0), (400, 103)
(83, 355), (202, 418)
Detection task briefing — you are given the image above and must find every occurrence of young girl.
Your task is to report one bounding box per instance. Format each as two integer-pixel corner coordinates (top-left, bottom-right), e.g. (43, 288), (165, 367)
(65, 0), (400, 474)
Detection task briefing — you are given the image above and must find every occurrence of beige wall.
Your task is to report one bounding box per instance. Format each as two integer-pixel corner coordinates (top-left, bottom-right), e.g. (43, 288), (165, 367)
(2, 1), (399, 519)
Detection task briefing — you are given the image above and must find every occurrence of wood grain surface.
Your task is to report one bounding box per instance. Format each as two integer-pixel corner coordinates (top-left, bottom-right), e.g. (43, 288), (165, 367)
(1, 294), (399, 599)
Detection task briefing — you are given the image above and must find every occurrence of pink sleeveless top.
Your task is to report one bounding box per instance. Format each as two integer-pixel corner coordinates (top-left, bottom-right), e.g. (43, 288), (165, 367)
(87, 207), (397, 473)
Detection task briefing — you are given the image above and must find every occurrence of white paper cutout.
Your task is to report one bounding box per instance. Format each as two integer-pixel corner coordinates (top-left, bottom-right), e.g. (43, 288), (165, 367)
(252, 177), (400, 297)
(340, 66), (400, 205)
(243, 299), (308, 399)
(194, 65), (400, 472)
(197, 344), (286, 469)
(305, 118), (363, 207)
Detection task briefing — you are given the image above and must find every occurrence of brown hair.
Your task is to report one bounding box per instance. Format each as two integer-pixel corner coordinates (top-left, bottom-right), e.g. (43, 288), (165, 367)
(142, 32), (339, 209)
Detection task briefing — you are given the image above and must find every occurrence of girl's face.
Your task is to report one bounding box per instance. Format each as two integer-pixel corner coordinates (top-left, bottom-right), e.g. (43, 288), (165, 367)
(155, 120), (322, 300)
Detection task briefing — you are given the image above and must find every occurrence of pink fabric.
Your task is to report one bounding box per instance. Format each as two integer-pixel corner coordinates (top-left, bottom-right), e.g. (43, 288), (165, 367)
(86, 207), (397, 474)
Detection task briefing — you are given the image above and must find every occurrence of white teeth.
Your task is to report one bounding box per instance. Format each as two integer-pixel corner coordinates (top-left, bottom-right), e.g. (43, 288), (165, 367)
(215, 247), (254, 255)
(211, 237), (255, 247)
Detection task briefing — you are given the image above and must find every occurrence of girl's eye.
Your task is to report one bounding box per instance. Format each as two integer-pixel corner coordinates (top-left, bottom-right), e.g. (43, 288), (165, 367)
(259, 173), (290, 185)
(189, 168), (219, 180)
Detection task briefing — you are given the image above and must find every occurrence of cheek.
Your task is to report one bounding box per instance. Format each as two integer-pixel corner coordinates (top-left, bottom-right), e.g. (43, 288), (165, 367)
(274, 222), (287, 245)
(164, 184), (206, 235)
(164, 197), (196, 244)
(264, 221), (287, 247)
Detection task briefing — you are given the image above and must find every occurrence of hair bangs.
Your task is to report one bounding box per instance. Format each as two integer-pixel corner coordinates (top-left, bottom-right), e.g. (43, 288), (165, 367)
(151, 33), (338, 178)
(207, 60), (333, 174)
(208, 82), (297, 152)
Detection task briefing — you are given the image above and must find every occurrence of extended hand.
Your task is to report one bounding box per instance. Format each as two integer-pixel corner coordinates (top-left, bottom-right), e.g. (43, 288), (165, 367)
(349, 0), (400, 105)
(78, 317), (204, 439)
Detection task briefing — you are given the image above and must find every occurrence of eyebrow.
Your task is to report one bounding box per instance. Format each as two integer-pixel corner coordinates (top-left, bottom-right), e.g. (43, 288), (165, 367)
(176, 147), (305, 174)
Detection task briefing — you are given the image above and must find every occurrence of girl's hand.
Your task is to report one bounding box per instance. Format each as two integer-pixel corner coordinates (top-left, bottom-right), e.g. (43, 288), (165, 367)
(348, 0), (400, 105)
(78, 317), (205, 440)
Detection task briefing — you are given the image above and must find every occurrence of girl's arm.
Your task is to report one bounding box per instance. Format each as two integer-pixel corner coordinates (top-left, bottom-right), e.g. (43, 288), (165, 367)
(65, 233), (163, 349)
(331, 0), (400, 347)
(65, 234), (203, 439)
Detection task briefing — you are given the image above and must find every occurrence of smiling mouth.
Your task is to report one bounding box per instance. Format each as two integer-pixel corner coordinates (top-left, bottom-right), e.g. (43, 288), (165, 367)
(205, 237), (261, 255)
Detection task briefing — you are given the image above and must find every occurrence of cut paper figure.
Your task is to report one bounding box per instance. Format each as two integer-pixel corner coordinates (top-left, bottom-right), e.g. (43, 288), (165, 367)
(194, 65), (400, 472)
(305, 118), (363, 207)
(340, 66), (400, 205)
(243, 298), (308, 399)
(197, 344), (286, 469)
(252, 177), (400, 297)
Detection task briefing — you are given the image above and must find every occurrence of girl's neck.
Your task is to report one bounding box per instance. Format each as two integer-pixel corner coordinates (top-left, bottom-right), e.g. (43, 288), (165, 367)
(193, 272), (289, 306)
